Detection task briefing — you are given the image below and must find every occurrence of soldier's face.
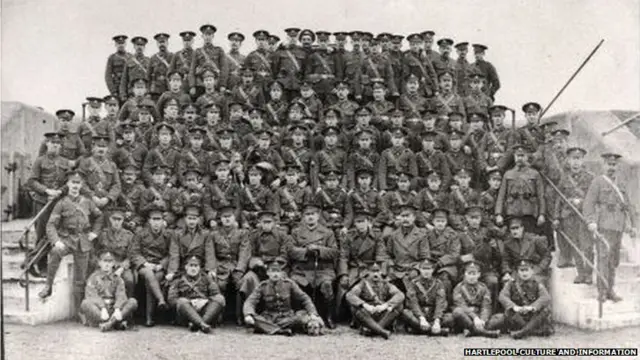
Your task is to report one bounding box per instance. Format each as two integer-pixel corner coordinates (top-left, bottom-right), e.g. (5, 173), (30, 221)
(123, 171), (137, 184)
(242, 74), (254, 85)
(356, 113), (371, 126)
(450, 139), (462, 150)
(464, 268), (480, 284)
(230, 39), (242, 50)
(474, 51), (485, 61)
(427, 177), (441, 190)
(158, 131), (172, 145)
(257, 138), (270, 149)
(381, 40), (391, 50)
(469, 120), (483, 131)
(230, 107), (244, 120)
(304, 211), (320, 225)
(219, 137), (232, 148)
(440, 45), (452, 56)
(58, 118), (71, 131)
(470, 80), (483, 92)
(203, 33), (214, 43)
(106, 103), (119, 115)
(406, 80), (419, 93)
(421, 139), (435, 151)
(361, 40), (371, 50)
(46, 141), (61, 154)
(110, 214), (124, 230)
(439, 76), (453, 91)
(184, 111), (197, 122)
(134, 44), (145, 54)
(261, 217), (275, 231)
(67, 178), (83, 193)
(456, 47), (468, 58)
(488, 177), (501, 189)
(372, 88), (385, 100)
(604, 159), (618, 174)
(185, 262), (201, 277)
(433, 217), (447, 230)
(354, 217), (369, 232)
(369, 268), (382, 281)
(424, 36), (434, 48)
(183, 39), (194, 48)
(285, 172), (299, 184)
(419, 266), (434, 279)
(116, 42), (126, 52)
(256, 39), (268, 49)
(317, 39), (328, 49)
(157, 40), (168, 51)
(132, 84), (147, 97)
(518, 266), (533, 280)
(397, 178), (410, 191)
(185, 214), (199, 229)
(409, 41), (421, 52)
(358, 136), (372, 149)
(152, 172), (166, 184)
(215, 166), (230, 180)
(391, 136), (404, 147)
(300, 35), (313, 47)
(148, 215), (164, 231)
(189, 137), (204, 149)
(456, 175), (471, 188)
(525, 112), (538, 124)
(514, 153), (527, 165)
(325, 178), (338, 189)
(399, 211), (415, 226)
(203, 76), (216, 89)
(164, 105), (178, 118)
(93, 144), (108, 157)
(270, 86), (283, 100)
(248, 172), (262, 185)
(324, 134), (337, 147)
(336, 39), (346, 48)
(466, 213), (482, 228)
(206, 110), (221, 125)
(491, 113), (505, 127)
(292, 133), (305, 144)
(169, 77), (182, 91)
(357, 175), (372, 187)
(88, 106), (101, 117)
(99, 257), (115, 273)
(267, 268), (284, 281)
(509, 223), (524, 238)
(390, 115), (403, 127)
(220, 213), (235, 227)
(300, 88), (313, 98)
(288, 108), (303, 121)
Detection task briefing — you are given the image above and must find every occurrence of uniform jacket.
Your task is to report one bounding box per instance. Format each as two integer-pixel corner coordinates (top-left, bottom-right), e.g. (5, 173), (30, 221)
(78, 156), (122, 202)
(463, 91), (493, 115)
(28, 154), (70, 204)
(338, 228), (388, 284)
(496, 166), (545, 218)
(406, 277), (447, 320)
(583, 174), (637, 231)
(95, 228), (133, 265)
(289, 224), (339, 286)
(85, 269), (128, 309)
(427, 227), (461, 279)
(203, 180), (241, 222)
(345, 278), (405, 308)
(344, 188), (382, 228)
(377, 146), (418, 191)
(148, 50), (174, 95)
(119, 53), (151, 100)
(401, 50), (437, 97)
(385, 226), (430, 279)
(502, 233), (551, 275)
(210, 226), (248, 275)
(459, 226), (504, 275)
(237, 228), (292, 272)
(46, 195), (103, 252)
(189, 44), (229, 89)
(168, 226), (216, 274)
(167, 272), (222, 306)
(471, 60), (500, 97)
(498, 277), (550, 312)
(554, 168), (595, 220)
(452, 281), (493, 322)
(243, 278), (318, 317)
(105, 51), (131, 95)
(130, 226), (173, 269)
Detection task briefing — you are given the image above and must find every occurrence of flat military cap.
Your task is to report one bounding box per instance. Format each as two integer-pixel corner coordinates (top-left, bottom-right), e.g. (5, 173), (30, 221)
(511, 143), (530, 154)
(486, 168), (502, 179)
(112, 35), (128, 43)
(218, 205), (236, 216)
(288, 123), (308, 133)
(522, 102), (542, 113)
(182, 103), (199, 112)
(268, 35), (280, 44)
(455, 167), (472, 178)
(285, 28), (301, 36)
(321, 126), (340, 136)
(355, 106), (373, 115)
(92, 135), (110, 146)
(552, 128), (570, 137)
(396, 171), (413, 182)
(86, 97), (103, 108)
(349, 31), (363, 39)
(65, 169), (85, 181)
(156, 122), (175, 133)
(216, 127), (235, 137)
(425, 169), (442, 179)
(144, 204), (166, 217)
(463, 259), (482, 272)
(107, 206), (126, 217)
(601, 152), (622, 161)
(44, 132), (65, 141)
(438, 70), (454, 80)
(390, 127), (408, 137)
(300, 81), (313, 90)
(179, 31), (196, 40)
(472, 43), (488, 52)
(448, 129), (465, 140)
(388, 108), (404, 117)
(257, 210), (276, 220)
(103, 95), (119, 105)
(437, 38), (454, 47)
(131, 76), (148, 86)
(539, 120), (557, 130)
(188, 126), (207, 136)
(118, 120), (137, 132)
(248, 107), (265, 117)
(405, 73), (420, 83)
(464, 204), (484, 214)
(468, 112), (487, 123)
(371, 80), (386, 90)
(333, 32), (348, 40)
(98, 250), (115, 261)
(228, 32), (245, 41)
(455, 42), (469, 49)
(415, 258), (435, 269)
(432, 207), (449, 218)
(315, 31), (331, 41)
(183, 168), (203, 178)
(489, 105), (508, 114)
(299, 29), (315, 41)
(213, 153), (231, 165)
(391, 34), (405, 43)
(255, 129), (273, 139)
(122, 161), (139, 174)
(185, 255), (203, 266)
(354, 209), (372, 219)
(469, 72), (485, 81)
(56, 109), (75, 120)
(302, 202), (321, 212)
(421, 130), (439, 140)
(517, 258), (534, 270)
(323, 107), (342, 118)
(360, 32), (374, 41)
(154, 33), (170, 41)
(131, 36), (148, 45)
(199, 24), (217, 33)
(355, 167), (374, 178)
(239, 67), (254, 77)
(566, 147), (587, 156)
(507, 215), (525, 227)
(266, 260), (285, 272)
(184, 205), (202, 217)
(376, 32), (392, 41)
(355, 128), (374, 139)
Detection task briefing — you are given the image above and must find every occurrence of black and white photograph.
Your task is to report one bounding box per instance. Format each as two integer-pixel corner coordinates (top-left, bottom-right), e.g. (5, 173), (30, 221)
(1, 0), (639, 359)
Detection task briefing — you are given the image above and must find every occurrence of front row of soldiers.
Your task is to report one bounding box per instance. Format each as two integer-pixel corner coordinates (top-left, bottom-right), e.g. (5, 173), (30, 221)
(38, 165), (558, 339)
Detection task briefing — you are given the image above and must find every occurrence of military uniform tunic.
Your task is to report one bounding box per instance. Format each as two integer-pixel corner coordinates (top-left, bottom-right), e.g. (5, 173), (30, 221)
(105, 51), (131, 96)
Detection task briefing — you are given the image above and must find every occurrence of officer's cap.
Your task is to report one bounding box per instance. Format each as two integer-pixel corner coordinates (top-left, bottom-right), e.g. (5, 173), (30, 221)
(103, 95), (119, 105)
(86, 97), (104, 108)
(486, 168), (502, 180)
(448, 129), (465, 140)
(56, 109), (75, 120)
(44, 132), (65, 142)
(285, 28), (301, 36)
(522, 102), (542, 113)
(298, 29), (316, 42)
(420, 30), (435, 37)
(268, 35), (280, 44)
(333, 32), (348, 40)
(463, 259), (481, 272)
(258, 210), (276, 219)
(186, 255), (203, 266)
(472, 43), (488, 52)
(566, 147), (587, 157)
(391, 34), (405, 43)
(432, 207), (449, 218)
(322, 126), (340, 137)
(455, 42), (469, 49)
(601, 152), (622, 161)
(315, 31), (331, 41)
(131, 36), (148, 46)
(108, 207), (126, 218)
(437, 38), (454, 47)
(448, 112), (465, 121)
(154, 33), (170, 41)
(488, 105), (508, 114)
(112, 35), (128, 43)
(468, 112), (487, 123)
(464, 204), (484, 215)
(156, 122), (175, 134)
(184, 205), (202, 217)
(98, 250), (115, 261)
(92, 135), (110, 147)
(65, 169), (85, 182)
(199, 24), (217, 34)
(355, 167), (374, 178)
(517, 258), (535, 270)
(228, 32), (245, 41)
(183, 167), (203, 178)
(179, 31), (196, 40)
(390, 127), (408, 138)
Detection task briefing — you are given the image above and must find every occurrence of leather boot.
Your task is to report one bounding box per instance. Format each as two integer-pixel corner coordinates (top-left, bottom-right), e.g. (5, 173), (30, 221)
(400, 310), (424, 333)
(377, 308), (400, 331)
(323, 299), (336, 330)
(511, 312), (546, 339)
(178, 301), (208, 332)
(354, 309), (390, 339)
(475, 327), (500, 338)
(202, 301), (225, 328)
(38, 255), (61, 299)
(145, 293), (156, 327)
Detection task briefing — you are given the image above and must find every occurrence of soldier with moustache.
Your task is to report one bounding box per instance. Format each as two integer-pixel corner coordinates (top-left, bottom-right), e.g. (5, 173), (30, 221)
(244, 30), (275, 89)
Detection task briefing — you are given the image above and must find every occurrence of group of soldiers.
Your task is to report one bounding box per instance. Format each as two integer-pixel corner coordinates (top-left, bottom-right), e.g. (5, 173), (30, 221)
(26, 25), (637, 340)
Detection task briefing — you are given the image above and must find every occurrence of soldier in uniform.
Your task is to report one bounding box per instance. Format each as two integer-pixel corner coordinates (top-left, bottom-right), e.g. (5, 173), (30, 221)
(130, 205), (172, 326)
(230, 68), (266, 109)
(427, 208), (461, 299)
(169, 31), (196, 95)
(448, 168), (481, 231)
(81, 97), (115, 151)
(471, 44), (500, 99)
(203, 157), (241, 226)
(40, 110), (86, 164)
(111, 121), (147, 171)
(455, 42), (471, 96)
(117, 77), (151, 122)
(142, 123), (181, 187)
(387, 35), (405, 94)
(264, 80), (288, 128)
(366, 82), (396, 128)
(273, 29), (309, 103)
(119, 36), (150, 102)
(93, 207), (135, 297)
(431, 38), (457, 77)
(40, 170), (104, 311)
(501, 216), (551, 285)
(450, 260), (501, 337)
(345, 129), (380, 189)
(356, 32), (398, 103)
(378, 172), (419, 236)
(518, 102), (544, 152)
(414, 130), (452, 190)
(189, 24), (229, 97)
(148, 33), (173, 100)
(495, 144), (546, 234)
(244, 30), (274, 89)
(305, 31), (340, 103)
(397, 74), (429, 117)
(177, 127), (210, 183)
(402, 33), (437, 99)
(463, 73), (493, 115)
(497, 259), (553, 339)
(415, 170), (449, 228)
(105, 35), (131, 97)
(239, 165), (278, 228)
(280, 124), (313, 186)
(237, 211), (293, 304)
(431, 71), (466, 126)
(116, 162), (145, 231)
(402, 259), (453, 335)
(167, 255), (226, 333)
(243, 261), (324, 336)
(276, 164), (309, 233)
(289, 203), (340, 328)
(226, 32), (246, 91)
(327, 81), (359, 127)
(445, 129), (477, 184)
(139, 164), (183, 229)
(378, 127), (417, 191)
(311, 127), (347, 186)
(421, 30), (439, 62)
(79, 250), (138, 331)
(78, 136), (121, 209)
(344, 168), (382, 229)
(345, 262), (405, 339)
(28, 132), (70, 266)
(166, 205), (215, 280)
(551, 147), (595, 276)
(583, 152), (638, 301)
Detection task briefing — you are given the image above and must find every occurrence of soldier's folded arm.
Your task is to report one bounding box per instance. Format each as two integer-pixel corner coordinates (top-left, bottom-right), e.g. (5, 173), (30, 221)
(498, 281), (516, 311)
(345, 282), (366, 308)
(531, 282), (551, 311)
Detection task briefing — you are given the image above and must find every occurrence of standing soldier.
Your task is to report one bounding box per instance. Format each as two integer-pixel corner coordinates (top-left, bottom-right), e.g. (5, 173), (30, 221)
(190, 24), (229, 98)
(356, 33), (398, 103)
(387, 34), (405, 95)
(40, 170), (104, 310)
(305, 31), (340, 103)
(244, 30), (274, 89)
(273, 29), (309, 102)
(429, 71), (466, 123)
(105, 35), (131, 98)
(463, 73), (493, 116)
(518, 102), (544, 152)
(226, 32), (246, 91)
(552, 147), (595, 279)
(268, 34), (281, 53)
(421, 31), (439, 62)
(343, 31), (363, 97)
(169, 31), (197, 95)
(80, 97), (115, 151)
(78, 136), (122, 209)
(119, 36), (150, 103)
(583, 152), (638, 301)
(148, 33), (174, 101)
(471, 44), (500, 99)
(402, 33), (438, 99)
(431, 38), (457, 77)
(41, 110), (86, 164)
(455, 42), (471, 96)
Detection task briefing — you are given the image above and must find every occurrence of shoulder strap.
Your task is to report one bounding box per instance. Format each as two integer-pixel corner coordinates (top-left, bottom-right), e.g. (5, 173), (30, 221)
(199, 48), (220, 73)
(154, 53), (170, 68)
(601, 175), (627, 204)
(131, 57), (148, 75)
(284, 50), (301, 72)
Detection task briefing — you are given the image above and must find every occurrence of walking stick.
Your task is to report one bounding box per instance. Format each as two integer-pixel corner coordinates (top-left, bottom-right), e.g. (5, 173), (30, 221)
(539, 40), (605, 121)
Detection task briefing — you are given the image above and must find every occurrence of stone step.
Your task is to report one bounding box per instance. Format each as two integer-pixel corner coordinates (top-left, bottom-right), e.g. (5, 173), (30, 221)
(576, 298), (640, 318)
(1, 219), (37, 249)
(2, 249), (26, 275)
(553, 262), (640, 283)
(581, 312), (640, 331)
(554, 278), (640, 300)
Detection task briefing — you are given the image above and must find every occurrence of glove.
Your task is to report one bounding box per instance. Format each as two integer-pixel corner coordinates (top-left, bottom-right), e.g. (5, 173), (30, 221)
(244, 315), (255, 326)
(100, 308), (110, 321)
(587, 223), (598, 233)
(113, 308), (123, 321)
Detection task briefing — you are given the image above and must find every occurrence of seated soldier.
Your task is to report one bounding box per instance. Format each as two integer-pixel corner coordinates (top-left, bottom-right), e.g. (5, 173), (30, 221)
(378, 171), (418, 237)
(237, 211), (292, 305)
(345, 263), (405, 340)
(427, 208), (461, 299)
(79, 250), (138, 331)
(496, 258), (553, 339)
(451, 260), (502, 338)
(401, 259), (453, 336)
(243, 261), (324, 336)
(415, 170), (449, 228)
(166, 206), (215, 282)
(502, 216), (551, 285)
(93, 207), (135, 297)
(337, 210), (388, 321)
(130, 206), (172, 327)
(289, 203), (339, 329)
(167, 255), (226, 334)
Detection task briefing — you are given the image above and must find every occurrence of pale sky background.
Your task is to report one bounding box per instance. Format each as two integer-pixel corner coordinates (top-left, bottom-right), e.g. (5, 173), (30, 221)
(2, 0), (639, 119)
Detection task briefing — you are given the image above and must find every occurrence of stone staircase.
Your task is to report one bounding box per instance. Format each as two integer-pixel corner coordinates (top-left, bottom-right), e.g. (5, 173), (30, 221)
(551, 239), (640, 330)
(2, 219), (76, 325)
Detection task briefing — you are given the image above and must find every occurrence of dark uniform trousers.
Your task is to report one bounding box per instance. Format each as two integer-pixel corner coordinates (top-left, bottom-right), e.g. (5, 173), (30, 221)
(597, 229), (622, 295)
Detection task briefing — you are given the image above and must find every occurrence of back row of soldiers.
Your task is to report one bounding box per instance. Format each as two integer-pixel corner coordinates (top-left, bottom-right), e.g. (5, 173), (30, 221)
(27, 25), (637, 339)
